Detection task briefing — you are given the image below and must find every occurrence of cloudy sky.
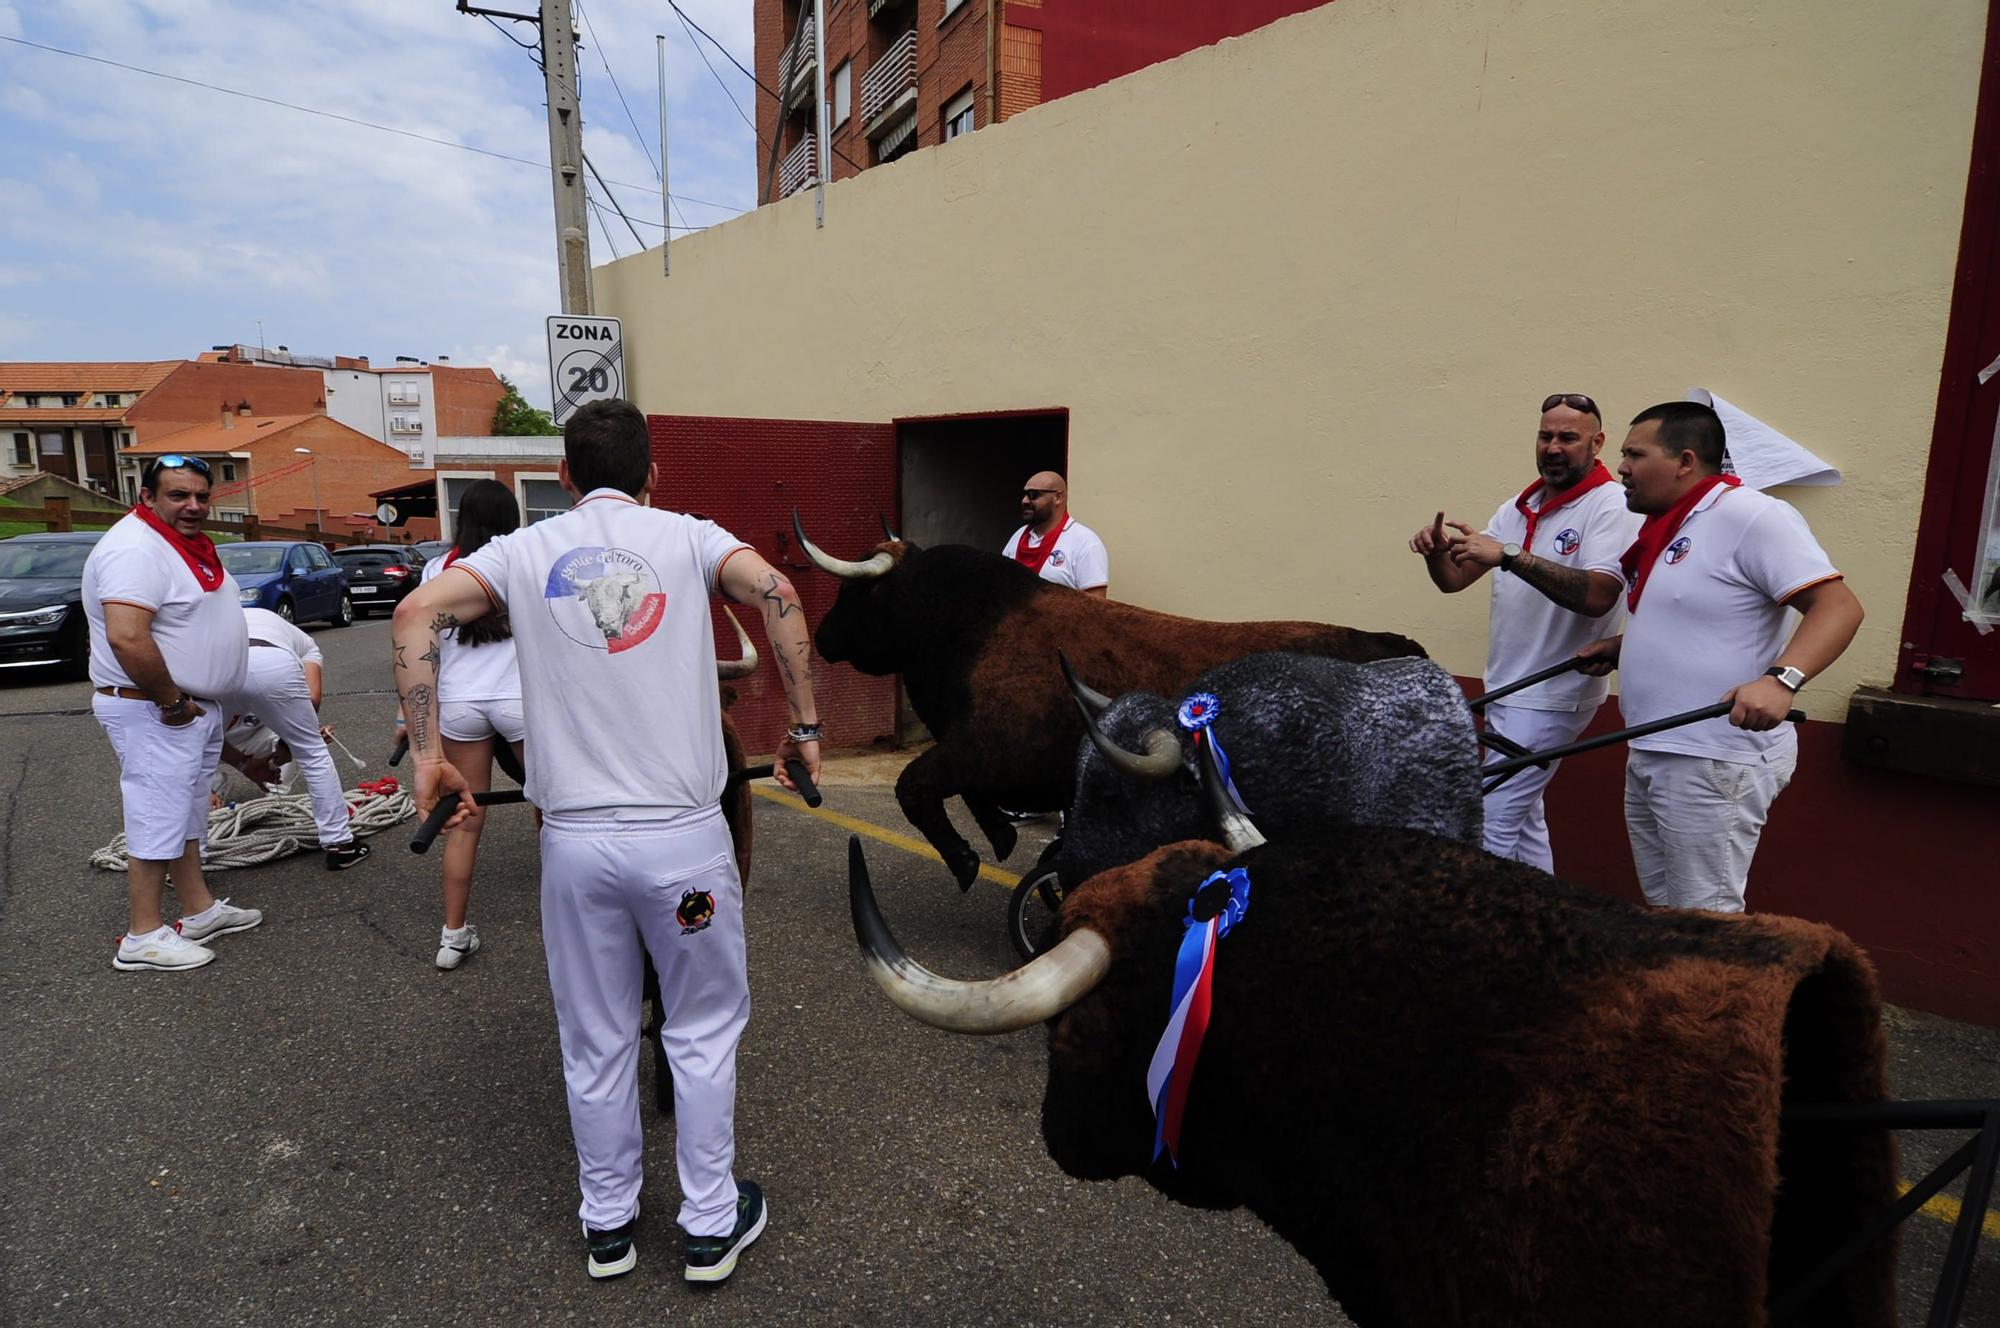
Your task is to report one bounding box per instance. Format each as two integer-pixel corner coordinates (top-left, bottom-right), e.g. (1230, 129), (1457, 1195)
(0, 0), (759, 409)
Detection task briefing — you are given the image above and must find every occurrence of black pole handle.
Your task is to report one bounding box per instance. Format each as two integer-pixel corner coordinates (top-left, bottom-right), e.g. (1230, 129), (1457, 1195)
(1468, 656), (1588, 711)
(784, 757), (823, 808)
(389, 734), (408, 766)
(409, 789), (527, 854)
(1482, 703), (1807, 792)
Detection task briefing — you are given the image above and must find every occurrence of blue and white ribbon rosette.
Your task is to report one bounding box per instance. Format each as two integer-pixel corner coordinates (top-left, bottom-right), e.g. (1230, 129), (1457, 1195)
(1176, 691), (1253, 818)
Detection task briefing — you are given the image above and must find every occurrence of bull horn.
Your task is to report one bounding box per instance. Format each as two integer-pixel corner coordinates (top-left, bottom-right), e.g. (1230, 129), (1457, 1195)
(1057, 649), (1115, 718)
(879, 515), (902, 543)
(793, 508), (894, 580)
(1074, 695), (1181, 780)
(1196, 731), (1266, 853)
(716, 605), (759, 679)
(849, 837), (1109, 1034)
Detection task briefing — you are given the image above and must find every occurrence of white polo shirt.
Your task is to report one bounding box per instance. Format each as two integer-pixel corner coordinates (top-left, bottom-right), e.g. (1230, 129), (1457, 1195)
(419, 554), (521, 704)
(457, 489), (750, 820)
(83, 512), (248, 700)
(1480, 481), (1641, 711)
(1001, 517), (1110, 591)
(243, 606), (321, 666)
(1619, 485), (1839, 764)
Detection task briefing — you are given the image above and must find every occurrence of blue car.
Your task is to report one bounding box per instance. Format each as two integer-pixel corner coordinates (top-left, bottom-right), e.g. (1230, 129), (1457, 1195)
(219, 540), (355, 627)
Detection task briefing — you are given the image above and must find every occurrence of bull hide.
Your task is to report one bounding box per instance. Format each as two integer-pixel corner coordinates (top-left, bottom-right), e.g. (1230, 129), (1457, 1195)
(1059, 652), (1482, 891)
(1043, 830), (1897, 1327)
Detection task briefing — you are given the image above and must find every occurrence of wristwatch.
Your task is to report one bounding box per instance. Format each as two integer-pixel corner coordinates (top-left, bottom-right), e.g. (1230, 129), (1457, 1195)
(159, 695), (190, 716)
(1764, 665), (1807, 693)
(1499, 542), (1523, 572)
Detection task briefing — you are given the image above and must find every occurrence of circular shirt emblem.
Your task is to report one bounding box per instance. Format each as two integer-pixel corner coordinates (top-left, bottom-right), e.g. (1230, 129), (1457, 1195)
(1554, 528), (1581, 556)
(1049, 549), (1066, 566)
(543, 545), (667, 653)
(1665, 536), (1693, 565)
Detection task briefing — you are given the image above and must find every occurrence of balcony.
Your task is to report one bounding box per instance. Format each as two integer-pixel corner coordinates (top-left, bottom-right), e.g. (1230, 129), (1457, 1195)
(861, 29), (918, 135)
(778, 10), (817, 107)
(779, 133), (819, 199)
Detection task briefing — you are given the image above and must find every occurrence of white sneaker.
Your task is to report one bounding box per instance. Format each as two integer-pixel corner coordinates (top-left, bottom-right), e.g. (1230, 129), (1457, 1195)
(436, 925), (480, 971)
(113, 926), (215, 972)
(178, 899), (263, 944)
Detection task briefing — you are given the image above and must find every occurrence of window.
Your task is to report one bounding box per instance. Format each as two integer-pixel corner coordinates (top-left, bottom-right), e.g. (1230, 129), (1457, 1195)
(10, 433), (27, 465)
(942, 86), (975, 140)
(833, 59), (852, 127)
(102, 393), (122, 407)
(941, 0), (968, 21)
(287, 547), (312, 573)
(441, 474), (491, 538)
(38, 431), (63, 457)
(520, 478), (571, 525)
(123, 475), (137, 504)
(306, 544), (336, 570)
(59, 394), (78, 407)
(221, 462), (237, 483)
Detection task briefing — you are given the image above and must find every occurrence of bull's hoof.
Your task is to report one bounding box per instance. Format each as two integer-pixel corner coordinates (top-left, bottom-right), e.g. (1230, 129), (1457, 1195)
(948, 849), (982, 893)
(985, 821), (1018, 862)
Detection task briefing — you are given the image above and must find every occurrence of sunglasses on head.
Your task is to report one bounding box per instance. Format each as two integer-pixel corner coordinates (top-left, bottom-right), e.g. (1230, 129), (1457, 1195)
(1541, 394), (1601, 420)
(1022, 488), (1061, 500)
(145, 453), (213, 484)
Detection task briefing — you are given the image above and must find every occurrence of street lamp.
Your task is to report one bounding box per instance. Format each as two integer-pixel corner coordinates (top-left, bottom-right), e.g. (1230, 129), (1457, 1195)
(293, 446), (321, 532)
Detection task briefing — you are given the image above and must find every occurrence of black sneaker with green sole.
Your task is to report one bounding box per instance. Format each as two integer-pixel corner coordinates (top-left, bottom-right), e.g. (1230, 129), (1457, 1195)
(585, 1218), (637, 1280)
(683, 1181), (766, 1283)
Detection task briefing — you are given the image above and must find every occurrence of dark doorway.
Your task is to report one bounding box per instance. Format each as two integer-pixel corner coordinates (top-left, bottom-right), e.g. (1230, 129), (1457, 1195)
(897, 410), (1068, 554)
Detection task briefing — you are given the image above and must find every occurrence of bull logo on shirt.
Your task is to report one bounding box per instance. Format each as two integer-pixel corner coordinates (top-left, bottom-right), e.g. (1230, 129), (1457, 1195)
(1050, 549), (1067, 566)
(1554, 528), (1581, 556)
(676, 888), (716, 935)
(1665, 536), (1693, 565)
(544, 546), (667, 653)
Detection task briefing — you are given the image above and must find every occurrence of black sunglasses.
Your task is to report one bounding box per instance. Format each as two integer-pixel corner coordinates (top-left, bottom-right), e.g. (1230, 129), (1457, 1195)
(1021, 488), (1061, 500)
(143, 453), (213, 485)
(1541, 394), (1601, 419)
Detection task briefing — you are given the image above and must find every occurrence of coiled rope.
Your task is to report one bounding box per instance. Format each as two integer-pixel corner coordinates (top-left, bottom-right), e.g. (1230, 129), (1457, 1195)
(89, 778), (415, 873)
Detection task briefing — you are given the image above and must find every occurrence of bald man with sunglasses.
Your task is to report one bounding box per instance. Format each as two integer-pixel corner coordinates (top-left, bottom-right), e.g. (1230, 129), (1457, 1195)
(84, 454), (261, 972)
(1002, 472), (1109, 596)
(1409, 394), (1641, 871)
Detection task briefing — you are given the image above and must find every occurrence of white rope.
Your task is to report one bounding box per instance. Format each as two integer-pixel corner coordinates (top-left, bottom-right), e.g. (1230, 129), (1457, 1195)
(88, 784), (416, 873)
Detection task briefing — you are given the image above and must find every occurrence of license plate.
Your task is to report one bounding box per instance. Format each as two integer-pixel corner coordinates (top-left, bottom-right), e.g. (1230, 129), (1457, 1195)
(351, 586), (379, 595)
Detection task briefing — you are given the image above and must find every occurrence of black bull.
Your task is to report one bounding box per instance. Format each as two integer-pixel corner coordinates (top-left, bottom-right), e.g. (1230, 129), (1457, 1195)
(797, 527), (1426, 890)
(849, 828), (1899, 1327)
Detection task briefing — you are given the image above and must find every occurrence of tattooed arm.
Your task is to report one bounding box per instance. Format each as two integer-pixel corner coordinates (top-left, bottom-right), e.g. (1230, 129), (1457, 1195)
(718, 549), (821, 789)
(1506, 552), (1624, 618)
(390, 567), (495, 823)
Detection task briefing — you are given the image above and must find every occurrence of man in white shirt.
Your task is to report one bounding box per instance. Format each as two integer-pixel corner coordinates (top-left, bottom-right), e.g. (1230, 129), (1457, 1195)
(393, 399), (821, 1286)
(1002, 471), (1109, 595)
(1409, 394), (1641, 871)
(1577, 401), (1864, 912)
(83, 455), (262, 972)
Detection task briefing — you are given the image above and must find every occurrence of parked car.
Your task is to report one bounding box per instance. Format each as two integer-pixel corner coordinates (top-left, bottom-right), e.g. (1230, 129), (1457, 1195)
(219, 541), (354, 627)
(332, 544), (427, 617)
(0, 531), (103, 677)
(412, 540), (452, 563)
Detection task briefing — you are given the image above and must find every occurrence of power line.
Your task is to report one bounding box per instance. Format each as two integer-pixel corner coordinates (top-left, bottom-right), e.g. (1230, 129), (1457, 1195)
(574, 0), (659, 181)
(0, 32), (747, 213)
(585, 188), (623, 260)
(670, 3), (755, 141)
(663, 0), (866, 175)
(482, 12), (540, 55)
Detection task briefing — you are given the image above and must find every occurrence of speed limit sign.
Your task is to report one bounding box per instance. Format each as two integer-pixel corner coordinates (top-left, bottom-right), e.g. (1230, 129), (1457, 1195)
(546, 314), (626, 426)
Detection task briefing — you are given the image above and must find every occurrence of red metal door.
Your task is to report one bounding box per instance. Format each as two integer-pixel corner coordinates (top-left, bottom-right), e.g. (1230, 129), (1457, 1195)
(647, 413), (900, 752)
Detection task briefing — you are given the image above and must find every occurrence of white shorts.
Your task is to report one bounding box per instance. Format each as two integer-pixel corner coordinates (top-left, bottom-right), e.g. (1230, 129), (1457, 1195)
(439, 697), (525, 745)
(1624, 746), (1798, 913)
(94, 695), (223, 861)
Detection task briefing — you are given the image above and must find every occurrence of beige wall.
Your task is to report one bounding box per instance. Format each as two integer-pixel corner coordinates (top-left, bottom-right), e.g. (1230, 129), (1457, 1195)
(600, 0), (1990, 718)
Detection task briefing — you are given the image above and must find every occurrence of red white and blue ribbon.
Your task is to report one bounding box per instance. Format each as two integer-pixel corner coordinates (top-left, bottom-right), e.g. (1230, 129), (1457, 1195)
(1145, 866), (1252, 1167)
(1177, 692), (1253, 818)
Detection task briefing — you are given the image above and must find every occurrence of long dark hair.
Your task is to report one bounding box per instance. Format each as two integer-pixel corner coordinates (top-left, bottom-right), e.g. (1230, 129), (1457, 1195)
(451, 479), (519, 647)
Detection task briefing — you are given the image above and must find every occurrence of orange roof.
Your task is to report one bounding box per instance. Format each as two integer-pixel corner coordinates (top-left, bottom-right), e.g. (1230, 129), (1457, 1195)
(0, 361), (180, 396)
(0, 406), (132, 423)
(124, 414), (321, 455)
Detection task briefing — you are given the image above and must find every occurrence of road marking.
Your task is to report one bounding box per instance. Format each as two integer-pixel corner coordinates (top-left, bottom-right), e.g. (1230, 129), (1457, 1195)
(753, 792), (1999, 1236)
(749, 784), (1021, 889)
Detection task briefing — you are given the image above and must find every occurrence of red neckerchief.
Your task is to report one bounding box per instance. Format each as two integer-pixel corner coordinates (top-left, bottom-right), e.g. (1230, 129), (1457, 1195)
(1619, 475), (1741, 611)
(1513, 462), (1614, 551)
(1013, 516), (1071, 575)
(441, 548), (459, 569)
(129, 502), (223, 591)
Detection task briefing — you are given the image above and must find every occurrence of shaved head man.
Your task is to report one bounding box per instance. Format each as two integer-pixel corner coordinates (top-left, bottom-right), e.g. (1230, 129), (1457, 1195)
(1003, 470), (1109, 597)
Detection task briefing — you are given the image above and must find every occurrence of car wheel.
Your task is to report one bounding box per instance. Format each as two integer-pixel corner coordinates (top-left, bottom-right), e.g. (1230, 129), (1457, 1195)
(332, 593), (354, 628)
(277, 598), (296, 623)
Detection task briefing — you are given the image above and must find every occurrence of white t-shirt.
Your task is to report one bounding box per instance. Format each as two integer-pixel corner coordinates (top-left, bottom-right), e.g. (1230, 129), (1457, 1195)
(1000, 516), (1109, 591)
(242, 606), (321, 666)
(457, 489), (750, 820)
(1480, 479), (1642, 711)
(420, 554), (521, 704)
(83, 512), (248, 700)
(1619, 485), (1839, 764)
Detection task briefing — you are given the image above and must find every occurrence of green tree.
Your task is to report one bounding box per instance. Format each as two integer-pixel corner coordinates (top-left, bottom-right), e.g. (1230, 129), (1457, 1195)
(492, 375), (557, 436)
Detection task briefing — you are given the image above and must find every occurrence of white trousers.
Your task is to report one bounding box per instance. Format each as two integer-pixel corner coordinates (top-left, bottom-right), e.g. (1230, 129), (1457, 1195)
(94, 695), (222, 860)
(539, 808), (748, 1236)
(223, 646), (353, 848)
(1479, 702), (1597, 873)
(1624, 746), (1797, 913)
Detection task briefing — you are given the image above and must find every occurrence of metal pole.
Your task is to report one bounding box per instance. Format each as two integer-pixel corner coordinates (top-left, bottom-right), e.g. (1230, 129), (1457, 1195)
(541, 0), (592, 313)
(812, 0), (828, 228)
(311, 460), (321, 531)
(657, 33), (670, 277)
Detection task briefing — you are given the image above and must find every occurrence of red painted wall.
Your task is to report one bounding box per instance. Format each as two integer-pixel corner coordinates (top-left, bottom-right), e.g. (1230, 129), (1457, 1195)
(1474, 684), (1998, 1026)
(1022, 0), (1332, 103)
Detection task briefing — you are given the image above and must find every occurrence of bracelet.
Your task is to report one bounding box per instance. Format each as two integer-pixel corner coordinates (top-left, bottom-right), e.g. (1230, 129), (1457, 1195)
(159, 695), (189, 714)
(786, 724), (823, 743)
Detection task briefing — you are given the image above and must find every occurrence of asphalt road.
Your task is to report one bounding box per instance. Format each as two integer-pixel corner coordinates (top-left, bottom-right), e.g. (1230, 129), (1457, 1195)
(1, 617), (1995, 1327)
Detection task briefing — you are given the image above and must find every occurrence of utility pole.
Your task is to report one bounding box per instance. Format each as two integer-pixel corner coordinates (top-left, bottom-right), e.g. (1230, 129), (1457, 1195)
(542, 0), (593, 314)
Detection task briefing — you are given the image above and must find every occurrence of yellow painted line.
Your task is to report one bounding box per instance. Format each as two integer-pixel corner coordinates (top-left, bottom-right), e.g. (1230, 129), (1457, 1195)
(1899, 1181), (2000, 1239)
(750, 784), (1021, 889)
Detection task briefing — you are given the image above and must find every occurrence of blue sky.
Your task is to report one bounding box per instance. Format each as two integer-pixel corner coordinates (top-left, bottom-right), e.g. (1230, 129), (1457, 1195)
(0, 0), (760, 410)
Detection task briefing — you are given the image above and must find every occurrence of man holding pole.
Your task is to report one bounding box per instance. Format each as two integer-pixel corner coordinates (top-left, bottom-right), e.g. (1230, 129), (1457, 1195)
(1410, 393), (1640, 870)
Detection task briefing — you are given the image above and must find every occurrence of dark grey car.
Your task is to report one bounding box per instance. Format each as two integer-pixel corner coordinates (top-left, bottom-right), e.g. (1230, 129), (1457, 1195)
(0, 532), (103, 677)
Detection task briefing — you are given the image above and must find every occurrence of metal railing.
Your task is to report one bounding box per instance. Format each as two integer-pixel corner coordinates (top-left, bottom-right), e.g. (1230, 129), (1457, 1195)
(778, 9), (817, 103)
(860, 28), (917, 127)
(779, 133), (819, 198)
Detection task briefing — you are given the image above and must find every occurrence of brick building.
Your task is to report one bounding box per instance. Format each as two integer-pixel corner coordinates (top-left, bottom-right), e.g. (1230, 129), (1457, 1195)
(755, 0), (1327, 202)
